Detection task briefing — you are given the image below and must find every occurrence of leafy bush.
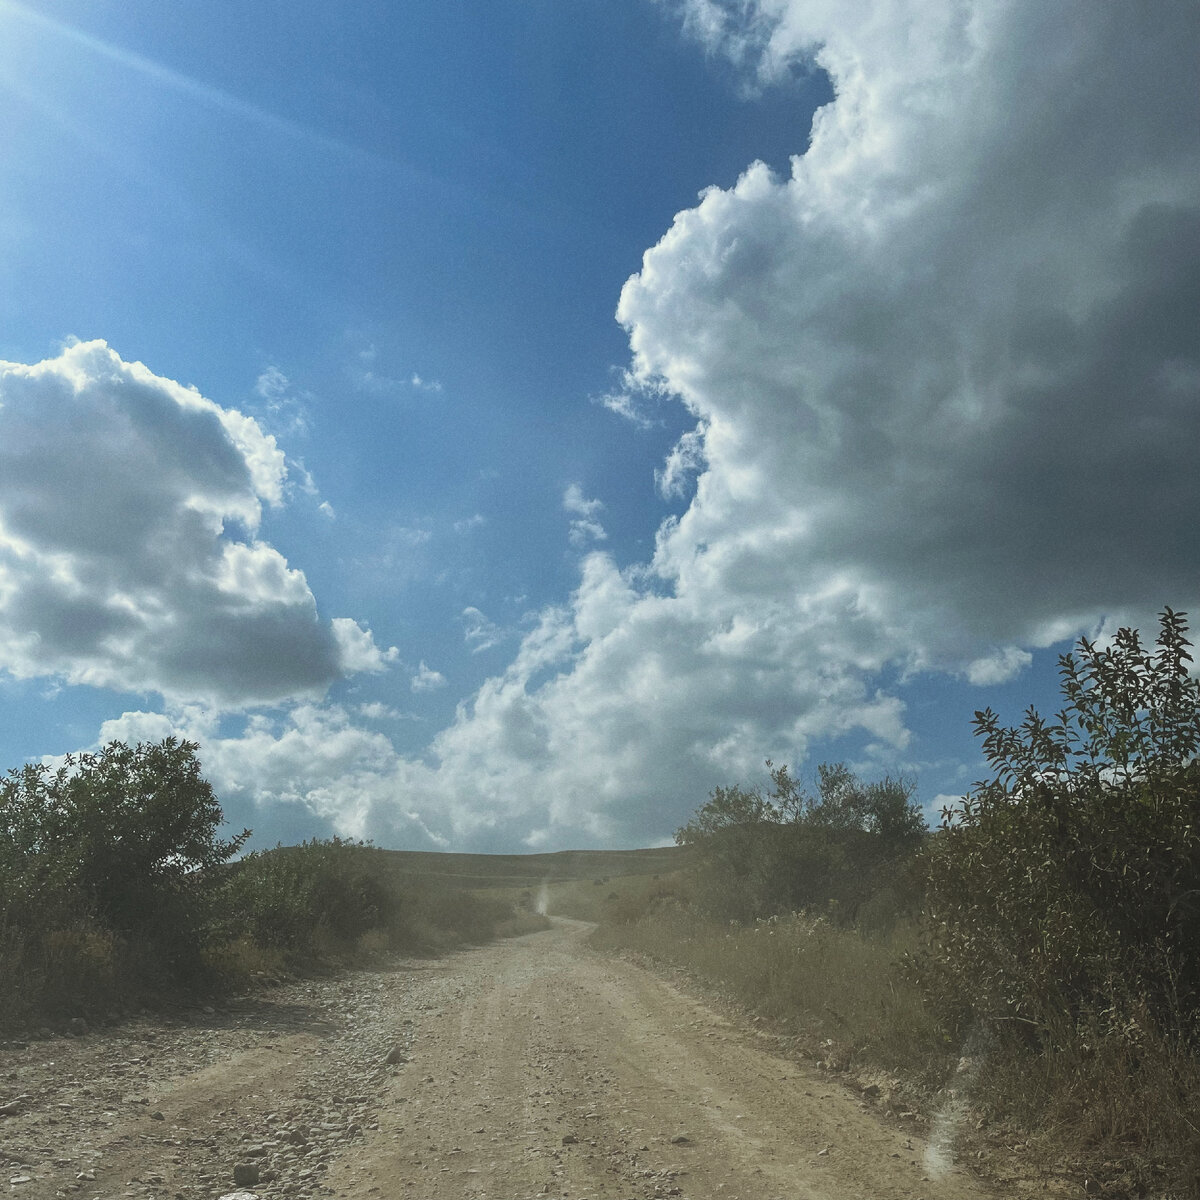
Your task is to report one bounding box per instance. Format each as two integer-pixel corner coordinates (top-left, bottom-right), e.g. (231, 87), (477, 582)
(211, 840), (532, 973)
(605, 616), (1200, 1193)
(922, 609), (1200, 1044)
(403, 882), (517, 946)
(0, 739), (247, 1004)
(1, 740), (246, 931)
(675, 761), (925, 924)
(0, 741), (535, 1026)
(217, 838), (399, 960)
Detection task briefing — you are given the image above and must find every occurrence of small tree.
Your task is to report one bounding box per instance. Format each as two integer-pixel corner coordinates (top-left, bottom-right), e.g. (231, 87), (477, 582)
(923, 609), (1200, 1040)
(767, 761), (925, 847)
(675, 782), (786, 920)
(676, 762), (924, 923)
(0, 739), (247, 968)
(218, 839), (398, 957)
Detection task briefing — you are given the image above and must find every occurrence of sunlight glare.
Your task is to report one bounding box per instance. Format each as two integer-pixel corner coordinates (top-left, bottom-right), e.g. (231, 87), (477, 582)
(0, 0), (370, 163)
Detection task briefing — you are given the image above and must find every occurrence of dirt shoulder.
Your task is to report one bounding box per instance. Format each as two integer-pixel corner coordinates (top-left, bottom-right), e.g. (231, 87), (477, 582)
(0, 964), (409, 1198)
(3, 920), (1002, 1199)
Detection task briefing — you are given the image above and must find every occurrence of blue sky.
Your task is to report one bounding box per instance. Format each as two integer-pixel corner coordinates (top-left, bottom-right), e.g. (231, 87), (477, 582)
(1, 1), (1197, 851)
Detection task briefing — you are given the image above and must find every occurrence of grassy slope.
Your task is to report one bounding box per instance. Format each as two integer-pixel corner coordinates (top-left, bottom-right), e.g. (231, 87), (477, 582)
(366, 845), (687, 891)
(356, 844), (689, 925)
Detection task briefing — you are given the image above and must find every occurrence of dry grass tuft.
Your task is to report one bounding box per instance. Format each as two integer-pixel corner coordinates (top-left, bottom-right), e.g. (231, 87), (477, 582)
(593, 897), (949, 1085)
(595, 886), (1200, 1196)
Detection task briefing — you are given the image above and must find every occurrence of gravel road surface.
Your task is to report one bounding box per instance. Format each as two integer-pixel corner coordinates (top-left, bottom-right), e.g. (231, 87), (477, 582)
(1, 919), (996, 1199)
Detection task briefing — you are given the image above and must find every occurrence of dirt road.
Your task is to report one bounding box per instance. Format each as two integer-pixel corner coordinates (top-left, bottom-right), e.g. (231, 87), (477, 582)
(1, 919), (996, 1199)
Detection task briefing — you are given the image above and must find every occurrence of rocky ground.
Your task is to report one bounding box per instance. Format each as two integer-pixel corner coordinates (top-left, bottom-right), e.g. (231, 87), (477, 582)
(0, 919), (1009, 1200)
(0, 964), (413, 1198)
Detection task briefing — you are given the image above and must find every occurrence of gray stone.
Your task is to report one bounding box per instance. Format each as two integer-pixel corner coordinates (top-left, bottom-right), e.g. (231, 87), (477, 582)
(233, 1163), (261, 1187)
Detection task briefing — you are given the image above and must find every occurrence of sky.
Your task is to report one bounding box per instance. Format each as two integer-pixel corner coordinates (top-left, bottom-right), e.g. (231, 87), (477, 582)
(1, 0), (1198, 853)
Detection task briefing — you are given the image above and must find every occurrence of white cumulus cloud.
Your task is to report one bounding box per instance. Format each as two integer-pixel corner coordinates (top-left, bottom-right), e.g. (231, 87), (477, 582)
(349, 1), (1199, 848)
(331, 617), (400, 674)
(563, 484), (608, 547)
(411, 661), (447, 692)
(618, 0), (1200, 669)
(965, 646), (1032, 687)
(461, 606), (503, 654)
(0, 341), (395, 706)
(127, 704), (449, 848)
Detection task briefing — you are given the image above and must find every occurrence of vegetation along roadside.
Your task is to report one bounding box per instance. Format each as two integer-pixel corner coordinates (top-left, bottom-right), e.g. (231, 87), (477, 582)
(593, 609), (1200, 1199)
(0, 740), (545, 1032)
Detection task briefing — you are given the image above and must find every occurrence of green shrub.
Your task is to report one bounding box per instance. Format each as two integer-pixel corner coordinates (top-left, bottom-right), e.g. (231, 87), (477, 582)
(602, 876), (692, 925)
(675, 762), (925, 924)
(0, 739), (247, 970)
(200, 934), (288, 984)
(0, 739), (246, 1020)
(403, 881), (514, 947)
(213, 840), (529, 970)
(217, 838), (401, 960)
(40, 919), (119, 1008)
(921, 609), (1200, 1044)
(0, 743), (533, 1025)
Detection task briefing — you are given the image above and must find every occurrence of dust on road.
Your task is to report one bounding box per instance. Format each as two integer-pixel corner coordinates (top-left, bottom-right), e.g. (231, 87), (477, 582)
(2, 919), (995, 1199)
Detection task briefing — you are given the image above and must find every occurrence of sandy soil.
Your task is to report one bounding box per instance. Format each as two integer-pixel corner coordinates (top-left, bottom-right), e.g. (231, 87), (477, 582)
(1, 919), (1002, 1199)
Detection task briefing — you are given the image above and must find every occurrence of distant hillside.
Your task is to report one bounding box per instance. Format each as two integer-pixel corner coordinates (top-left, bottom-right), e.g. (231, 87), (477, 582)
(367, 845), (688, 890)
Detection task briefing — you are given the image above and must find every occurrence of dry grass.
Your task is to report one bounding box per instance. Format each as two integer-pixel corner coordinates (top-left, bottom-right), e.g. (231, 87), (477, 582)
(593, 897), (949, 1085)
(971, 1007), (1200, 1195)
(595, 886), (1200, 1197)
(537, 872), (666, 922)
(201, 935), (289, 985)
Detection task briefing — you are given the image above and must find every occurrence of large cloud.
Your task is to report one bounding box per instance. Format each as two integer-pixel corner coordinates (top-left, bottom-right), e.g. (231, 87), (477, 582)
(396, 0), (1199, 846)
(0, 340), (395, 705)
(624, 0), (1200, 666)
